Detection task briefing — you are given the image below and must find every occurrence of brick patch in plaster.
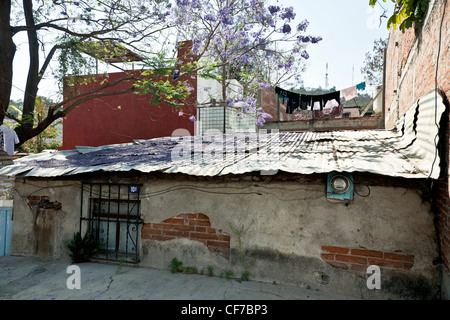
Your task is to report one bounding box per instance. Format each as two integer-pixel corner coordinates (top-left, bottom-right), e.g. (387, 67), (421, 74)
(142, 213), (230, 259)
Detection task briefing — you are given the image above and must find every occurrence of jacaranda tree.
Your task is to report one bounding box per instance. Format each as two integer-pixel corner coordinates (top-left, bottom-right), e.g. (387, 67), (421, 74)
(169, 0), (322, 126)
(1, 0), (322, 147)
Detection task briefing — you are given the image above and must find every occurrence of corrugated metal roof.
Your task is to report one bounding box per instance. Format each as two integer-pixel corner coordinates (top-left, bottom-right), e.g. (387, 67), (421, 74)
(0, 90), (445, 179)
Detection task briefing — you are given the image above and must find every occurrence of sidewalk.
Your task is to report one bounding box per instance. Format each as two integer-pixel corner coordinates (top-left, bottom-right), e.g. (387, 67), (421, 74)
(0, 255), (359, 301)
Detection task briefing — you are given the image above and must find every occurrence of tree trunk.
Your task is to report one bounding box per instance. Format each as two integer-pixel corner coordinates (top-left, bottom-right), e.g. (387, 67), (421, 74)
(21, 0), (39, 131)
(0, 0), (15, 125)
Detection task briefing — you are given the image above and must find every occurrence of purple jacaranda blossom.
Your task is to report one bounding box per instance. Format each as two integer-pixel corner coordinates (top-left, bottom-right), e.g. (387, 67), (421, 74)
(177, 0), (190, 6)
(222, 16), (233, 25)
(268, 6), (280, 15)
(191, 0), (201, 9)
(204, 14), (216, 22)
(282, 24), (291, 34)
(301, 50), (309, 59)
(281, 7), (295, 21)
(189, 115), (196, 122)
(259, 83), (271, 89)
(297, 20), (309, 32)
(297, 35), (311, 43)
(179, 111), (184, 116)
(219, 6), (234, 25)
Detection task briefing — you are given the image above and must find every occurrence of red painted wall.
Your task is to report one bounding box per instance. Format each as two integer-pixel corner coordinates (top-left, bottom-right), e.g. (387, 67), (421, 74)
(61, 41), (197, 150)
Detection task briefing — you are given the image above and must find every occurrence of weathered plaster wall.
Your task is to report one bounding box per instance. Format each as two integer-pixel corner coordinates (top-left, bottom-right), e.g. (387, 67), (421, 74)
(11, 180), (80, 258)
(11, 173), (439, 299)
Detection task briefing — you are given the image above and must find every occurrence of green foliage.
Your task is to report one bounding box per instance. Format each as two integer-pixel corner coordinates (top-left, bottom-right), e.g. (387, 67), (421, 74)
(182, 266), (198, 274)
(8, 96), (62, 153)
(168, 258), (200, 274)
(219, 270), (235, 280)
(240, 270), (250, 282)
(134, 53), (197, 108)
(58, 36), (97, 80)
(169, 258), (184, 273)
(361, 38), (388, 86)
(207, 265), (214, 277)
(65, 231), (100, 263)
(370, 0), (430, 31)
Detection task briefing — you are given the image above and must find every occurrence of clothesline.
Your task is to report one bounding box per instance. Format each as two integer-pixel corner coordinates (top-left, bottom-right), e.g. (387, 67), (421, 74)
(275, 82), (366, 114)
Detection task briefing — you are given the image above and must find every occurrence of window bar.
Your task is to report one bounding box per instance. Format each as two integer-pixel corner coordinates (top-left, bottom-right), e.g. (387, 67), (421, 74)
(87, 184), (93, 237)
(105, 183), (111, 260)
(127, 202), (138, 262)
(116, 184), (120, 261)
(79, 183), (84, 235)
(135, 189), (141, 263)
(89, 183), (97, 259)
(97, 184), (102, 259)
(126, 185), (131, 260)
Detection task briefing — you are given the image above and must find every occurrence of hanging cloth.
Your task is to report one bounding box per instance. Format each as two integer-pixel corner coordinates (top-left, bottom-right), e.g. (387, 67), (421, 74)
(341, 86), (357, 101)
(322, 91), (341, 105)
(0, 125), (19, 156)
(275, 86), (289, 105)
(286, 92), (300, 114)
(311, 95), (324, 111)
(300, 94), (311, 110)
(356, 82), (366, 91)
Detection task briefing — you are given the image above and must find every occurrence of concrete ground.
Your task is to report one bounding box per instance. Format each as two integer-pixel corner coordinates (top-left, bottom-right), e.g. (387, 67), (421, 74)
(0, 255), (360, 301)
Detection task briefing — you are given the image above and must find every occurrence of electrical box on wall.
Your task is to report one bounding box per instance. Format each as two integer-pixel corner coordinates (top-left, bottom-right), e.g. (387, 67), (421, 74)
(326, 172), (354, 201)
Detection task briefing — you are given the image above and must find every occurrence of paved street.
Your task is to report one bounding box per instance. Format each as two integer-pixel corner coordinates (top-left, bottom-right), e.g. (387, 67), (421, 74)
(0, 255), (358, 301)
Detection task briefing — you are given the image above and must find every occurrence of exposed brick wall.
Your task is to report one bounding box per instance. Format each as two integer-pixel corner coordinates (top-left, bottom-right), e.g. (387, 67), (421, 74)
(385, 0), (450, 129)
(27, 196), (63, 257)
(321, 245), (415, 274)
(27, 195), (62, 211)
(261, 87), (287, 121)
(141, 213), (230, 259)
(384, 0), (450, 273)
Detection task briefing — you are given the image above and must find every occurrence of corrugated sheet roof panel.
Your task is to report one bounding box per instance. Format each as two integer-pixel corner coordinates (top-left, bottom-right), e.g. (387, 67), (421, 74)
(0, 90), (445, 180)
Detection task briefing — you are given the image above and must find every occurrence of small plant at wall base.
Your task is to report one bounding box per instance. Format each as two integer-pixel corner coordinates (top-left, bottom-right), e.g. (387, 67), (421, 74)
(65, 231), (101, 263)
(169, 258), (183, 273)
(230, 221), (254, 282)
(169, 258), (199, 274)
(207, 266), (214, 277)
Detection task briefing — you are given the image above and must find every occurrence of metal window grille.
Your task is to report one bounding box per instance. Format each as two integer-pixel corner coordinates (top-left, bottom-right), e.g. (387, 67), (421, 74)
(198, 106), (256, 135)
(80, 182), (143, 263)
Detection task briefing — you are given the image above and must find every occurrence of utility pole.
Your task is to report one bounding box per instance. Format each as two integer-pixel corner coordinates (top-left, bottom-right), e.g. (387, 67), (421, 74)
(325, 62), (329, 90)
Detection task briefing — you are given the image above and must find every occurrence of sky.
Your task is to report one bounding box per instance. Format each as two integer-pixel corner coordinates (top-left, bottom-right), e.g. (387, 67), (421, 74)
(278, 0), (394, 94)
(10, 0), (394, 101)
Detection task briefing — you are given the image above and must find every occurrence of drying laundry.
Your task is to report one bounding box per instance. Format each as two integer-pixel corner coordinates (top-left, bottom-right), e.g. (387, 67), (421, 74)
(300, 94), (311, 110)
(275, 86), (289, 103)
(356, 82), (366, 91)
(322, 91), (341, 105)
(341, 86), (358, 101)
(286, 92), (300, 114)
(0, 125), (19, 156)
(275, 86), (342, 115)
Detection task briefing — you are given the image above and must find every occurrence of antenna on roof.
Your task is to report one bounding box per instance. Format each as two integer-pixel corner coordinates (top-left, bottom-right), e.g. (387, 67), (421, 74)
(325, 62), (329, 90)
(352, 64), (354, 86)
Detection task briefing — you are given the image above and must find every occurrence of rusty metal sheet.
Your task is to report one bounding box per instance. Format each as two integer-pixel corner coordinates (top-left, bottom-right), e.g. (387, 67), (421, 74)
(0, 90), (445, 180)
